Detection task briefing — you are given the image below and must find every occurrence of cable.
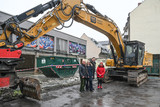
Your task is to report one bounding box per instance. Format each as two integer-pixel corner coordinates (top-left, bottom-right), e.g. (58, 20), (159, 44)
(61, 2), (73, 16)
(55, 4), (79, 30)
(55, 24), (64, 30)
(55, 11), (74, 29)
(63, 18), (74, 28)
(54, 8), (72, 22)
(4, 22), (13, 42)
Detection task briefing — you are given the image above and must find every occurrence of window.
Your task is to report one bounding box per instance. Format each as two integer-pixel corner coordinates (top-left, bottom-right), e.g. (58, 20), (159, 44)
(39, 36), (54, 50)
(126, 45), (136, 57)
(69, 42), (86, 55)
(27, 35), (54, 50)
(79, 44), (86, 55)
(56, 38), (67, 52)
(27, 40), (37, 48)
(138, 47), (144, 65)
(125, 44), (137, 65)
(69, 42), (79, 54)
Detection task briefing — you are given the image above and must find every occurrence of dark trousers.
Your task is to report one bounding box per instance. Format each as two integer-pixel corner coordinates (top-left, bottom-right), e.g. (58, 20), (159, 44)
(86, 78), (93, 91)
(93, 71), (95, 79)
(98, 78), (103, 86)
(80, 77), (86, 92)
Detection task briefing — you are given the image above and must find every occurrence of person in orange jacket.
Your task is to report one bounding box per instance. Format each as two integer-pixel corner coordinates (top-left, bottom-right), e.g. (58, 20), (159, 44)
(96, 62), (105, 89)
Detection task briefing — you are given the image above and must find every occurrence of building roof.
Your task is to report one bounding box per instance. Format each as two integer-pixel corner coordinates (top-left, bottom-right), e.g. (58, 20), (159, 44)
(98, 41), (109, 45)
(90, 38), (109, 53)
(130, 0), (146, 15)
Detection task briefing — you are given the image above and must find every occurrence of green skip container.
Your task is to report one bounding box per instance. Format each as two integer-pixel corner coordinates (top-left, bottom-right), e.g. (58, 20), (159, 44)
(37, 56), (79, 78)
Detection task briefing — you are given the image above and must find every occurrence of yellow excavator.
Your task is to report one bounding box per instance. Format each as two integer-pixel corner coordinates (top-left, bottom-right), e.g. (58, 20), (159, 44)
(0, 0), (152, 100)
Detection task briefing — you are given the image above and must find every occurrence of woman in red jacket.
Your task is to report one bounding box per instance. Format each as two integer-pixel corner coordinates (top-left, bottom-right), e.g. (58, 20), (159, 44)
(96, 62), (105, 89)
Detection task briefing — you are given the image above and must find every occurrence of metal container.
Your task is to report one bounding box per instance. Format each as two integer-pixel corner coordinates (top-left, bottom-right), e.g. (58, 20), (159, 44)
(37, 56), (79, 78)
(146, 66), (152, 74)
(147, 54), (160, 76)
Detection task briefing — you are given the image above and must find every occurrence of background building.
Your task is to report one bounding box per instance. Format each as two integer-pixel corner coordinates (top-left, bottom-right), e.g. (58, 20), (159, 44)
(123, 0), (160, 54)
(0, 11), (86, 70)
(81, 33), (110, 59)
(123, 0), (160, 76)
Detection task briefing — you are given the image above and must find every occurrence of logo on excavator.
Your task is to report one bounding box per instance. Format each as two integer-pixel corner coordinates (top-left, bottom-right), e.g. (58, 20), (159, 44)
(91, 16), (96, 23)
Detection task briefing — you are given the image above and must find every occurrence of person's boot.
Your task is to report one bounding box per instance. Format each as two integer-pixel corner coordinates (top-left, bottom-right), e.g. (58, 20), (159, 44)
(100, 85), (102, 89)
(97, 85), (100, 89)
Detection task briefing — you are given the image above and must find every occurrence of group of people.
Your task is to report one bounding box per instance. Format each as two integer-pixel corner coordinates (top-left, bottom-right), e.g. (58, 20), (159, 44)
(79, 57), (106, 92)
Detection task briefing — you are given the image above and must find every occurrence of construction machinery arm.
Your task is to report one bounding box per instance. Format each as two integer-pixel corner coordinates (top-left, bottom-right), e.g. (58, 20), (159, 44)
(74, 3), (125, 63)
(0, 0), (124, 62)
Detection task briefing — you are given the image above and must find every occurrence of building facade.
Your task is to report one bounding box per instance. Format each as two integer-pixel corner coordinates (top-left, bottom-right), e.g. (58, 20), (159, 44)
(124, 0), (160, 54)
(123, 0), (160, 75)
(0, 11), (86, 70)
(81, 33), (109, 59)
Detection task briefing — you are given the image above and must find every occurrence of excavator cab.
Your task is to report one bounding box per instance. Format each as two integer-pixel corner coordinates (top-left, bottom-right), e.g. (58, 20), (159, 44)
(124, 41), (145, 66)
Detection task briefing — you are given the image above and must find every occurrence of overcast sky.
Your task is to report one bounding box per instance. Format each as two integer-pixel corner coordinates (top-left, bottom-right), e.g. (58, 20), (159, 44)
(0, 0), (143, 41)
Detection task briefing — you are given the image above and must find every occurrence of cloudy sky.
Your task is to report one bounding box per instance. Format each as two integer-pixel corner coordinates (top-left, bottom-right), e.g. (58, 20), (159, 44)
(0, 0), (143, 41)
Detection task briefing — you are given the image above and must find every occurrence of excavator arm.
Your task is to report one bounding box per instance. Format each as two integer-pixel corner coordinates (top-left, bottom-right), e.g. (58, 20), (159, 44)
(0, 0), (124, 61)
(74, 4), (125, 63)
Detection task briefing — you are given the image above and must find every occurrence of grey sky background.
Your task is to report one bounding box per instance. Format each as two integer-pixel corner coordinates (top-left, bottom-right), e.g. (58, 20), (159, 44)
(0, 0), (143, 41)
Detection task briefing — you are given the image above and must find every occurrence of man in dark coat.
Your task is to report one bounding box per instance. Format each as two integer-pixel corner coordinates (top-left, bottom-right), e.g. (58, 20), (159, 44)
(86, 61), (94, 91)
(90, 57), (96, 79)
(79, 61), (88, 92)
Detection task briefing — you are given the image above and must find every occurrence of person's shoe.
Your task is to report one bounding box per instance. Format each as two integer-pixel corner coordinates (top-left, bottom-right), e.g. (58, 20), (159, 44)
(90, 89), (94, 92)
(80, 90), (84, 92)
(97, 86), (100, 89)
(100, 86), (102, 89)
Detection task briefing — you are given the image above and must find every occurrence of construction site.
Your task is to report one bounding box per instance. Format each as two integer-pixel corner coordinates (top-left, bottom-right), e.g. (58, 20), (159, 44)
(0, 0), (160, 107)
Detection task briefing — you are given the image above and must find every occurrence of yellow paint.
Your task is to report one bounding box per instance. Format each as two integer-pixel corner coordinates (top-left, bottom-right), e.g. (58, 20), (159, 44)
(143, 51), (153, 66)
(26, 10), (35, 16)
(0, 42), (6, 47)
(6, 45), (14, 48)
(106, 59), (114, 67)
(74, 10), (125, 59)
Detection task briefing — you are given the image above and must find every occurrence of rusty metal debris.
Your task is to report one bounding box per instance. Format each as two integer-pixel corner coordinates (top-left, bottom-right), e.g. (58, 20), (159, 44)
(19, 77), (41, 100)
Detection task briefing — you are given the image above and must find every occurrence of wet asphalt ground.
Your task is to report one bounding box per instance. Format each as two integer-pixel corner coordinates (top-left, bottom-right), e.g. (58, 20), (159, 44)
(1, 76), (160, 107)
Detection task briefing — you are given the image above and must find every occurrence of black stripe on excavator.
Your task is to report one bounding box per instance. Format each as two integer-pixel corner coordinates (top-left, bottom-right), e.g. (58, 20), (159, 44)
(109, 41), (117, 65)
(86, 4), (103, 17)
(12, 0), (60, 24)
(116, 30), (124, 59)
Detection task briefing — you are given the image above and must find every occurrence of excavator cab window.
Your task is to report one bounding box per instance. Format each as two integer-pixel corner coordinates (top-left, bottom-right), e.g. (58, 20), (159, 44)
(124, 41), (145, 66)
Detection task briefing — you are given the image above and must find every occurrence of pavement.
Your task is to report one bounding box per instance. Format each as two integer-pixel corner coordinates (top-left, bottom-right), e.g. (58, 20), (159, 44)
(1, 72), (160, 107)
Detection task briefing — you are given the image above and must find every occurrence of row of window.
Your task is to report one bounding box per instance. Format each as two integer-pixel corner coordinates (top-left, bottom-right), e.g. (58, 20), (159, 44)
(27, 35), (86, 55)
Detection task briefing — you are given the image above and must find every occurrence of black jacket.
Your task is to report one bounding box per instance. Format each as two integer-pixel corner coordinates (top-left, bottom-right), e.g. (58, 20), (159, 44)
(79, 64), (88, 78)
(87, 64), (94, 81)
(90, 60), (96, 72)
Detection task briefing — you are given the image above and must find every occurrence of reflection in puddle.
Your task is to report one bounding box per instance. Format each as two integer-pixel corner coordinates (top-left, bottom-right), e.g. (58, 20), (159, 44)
(97, 98), (103, 106)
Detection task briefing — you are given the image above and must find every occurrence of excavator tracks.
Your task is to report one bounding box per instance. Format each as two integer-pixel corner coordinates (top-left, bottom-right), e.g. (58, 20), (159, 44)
(128, 70), (148, 87)
(108, 68), (148, 87)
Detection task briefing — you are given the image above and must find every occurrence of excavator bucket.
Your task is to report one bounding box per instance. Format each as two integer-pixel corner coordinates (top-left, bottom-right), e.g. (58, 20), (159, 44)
(19, 77), (41, 100)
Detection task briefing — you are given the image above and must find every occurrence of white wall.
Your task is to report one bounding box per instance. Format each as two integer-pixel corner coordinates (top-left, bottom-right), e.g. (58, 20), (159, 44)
(81, 33), (101, 59)
(130, 0), (160, 54)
